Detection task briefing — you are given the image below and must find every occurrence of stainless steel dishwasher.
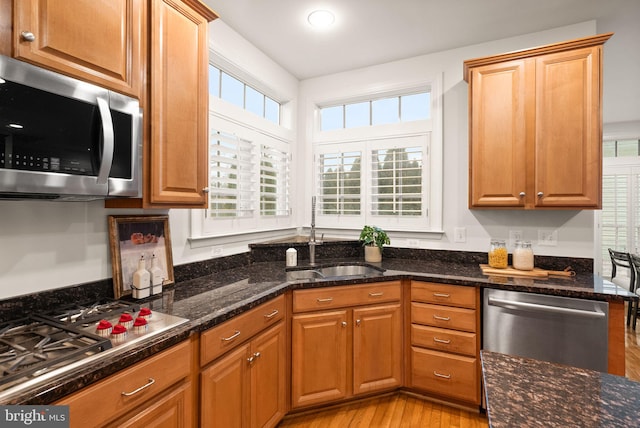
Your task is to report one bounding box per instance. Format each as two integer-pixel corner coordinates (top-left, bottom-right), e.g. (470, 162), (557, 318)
(483, 289), (609, 372)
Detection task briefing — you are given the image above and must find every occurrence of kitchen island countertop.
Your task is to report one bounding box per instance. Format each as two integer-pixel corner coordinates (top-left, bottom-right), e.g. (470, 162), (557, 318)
(4, 256), (636, 405)
(481, 350), (640, 427)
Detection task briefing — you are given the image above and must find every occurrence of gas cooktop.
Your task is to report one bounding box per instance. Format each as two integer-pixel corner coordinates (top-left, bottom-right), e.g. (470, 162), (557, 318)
(0, 299), (188, 402)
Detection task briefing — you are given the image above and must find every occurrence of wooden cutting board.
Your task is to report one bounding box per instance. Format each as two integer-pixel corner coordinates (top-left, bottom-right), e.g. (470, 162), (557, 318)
(479, 264), (575, 278)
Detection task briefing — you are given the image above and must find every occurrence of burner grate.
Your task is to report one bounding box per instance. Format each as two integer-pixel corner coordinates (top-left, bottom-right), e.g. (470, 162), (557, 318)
(39, 299), (140, 326)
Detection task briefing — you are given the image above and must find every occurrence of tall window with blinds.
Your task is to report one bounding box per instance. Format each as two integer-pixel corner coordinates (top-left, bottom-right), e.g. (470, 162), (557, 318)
(371, 146), (423, 216)
(260, 145), (290, 216)
(318, 151), (362, 215)
(209, 131), (255, 218)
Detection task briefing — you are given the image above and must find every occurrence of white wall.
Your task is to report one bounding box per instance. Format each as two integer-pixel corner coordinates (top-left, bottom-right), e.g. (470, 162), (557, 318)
(0, 9), (638, 299)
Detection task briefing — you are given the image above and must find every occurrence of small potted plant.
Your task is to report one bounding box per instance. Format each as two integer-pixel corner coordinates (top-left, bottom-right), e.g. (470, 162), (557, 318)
(359, 225), (390, 262)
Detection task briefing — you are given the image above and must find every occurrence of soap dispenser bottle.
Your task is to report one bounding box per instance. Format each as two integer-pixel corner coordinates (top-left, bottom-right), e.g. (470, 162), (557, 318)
(132, 255), (150, 298)
(150, 253), (163, 295)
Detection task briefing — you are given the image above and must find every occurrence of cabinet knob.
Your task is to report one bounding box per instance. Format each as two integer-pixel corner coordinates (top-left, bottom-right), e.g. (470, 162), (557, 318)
(356, 319), (361, 326)
(341, 321), (347, 327)
(21, 31), (35, 42)
(202, 187), (210, 193)
(519, 192), (525, 197)
(537, 192), (544, 197)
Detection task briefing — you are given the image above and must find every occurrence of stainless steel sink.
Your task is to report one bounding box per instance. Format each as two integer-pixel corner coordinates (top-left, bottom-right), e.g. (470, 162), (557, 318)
(286, 264), (385, 281)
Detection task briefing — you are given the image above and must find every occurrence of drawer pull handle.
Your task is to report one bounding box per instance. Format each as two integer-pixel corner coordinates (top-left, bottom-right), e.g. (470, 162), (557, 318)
(433, 337), (451, 344)
(433, 292), (450, 298)
(433, 371), (451, 379)
(264, 309), (279, 319)
(247, 352), (261, 364)
(433, 315), (451, 321)
(369, 292), (384, 297)
(317, 297), (333, 303)
(221, 330), (241, 342)
(121, 378), (155, 397)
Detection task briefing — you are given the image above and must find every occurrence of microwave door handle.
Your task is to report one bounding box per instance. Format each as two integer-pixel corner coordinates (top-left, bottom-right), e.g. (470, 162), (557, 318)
(96, 96), (114, 185)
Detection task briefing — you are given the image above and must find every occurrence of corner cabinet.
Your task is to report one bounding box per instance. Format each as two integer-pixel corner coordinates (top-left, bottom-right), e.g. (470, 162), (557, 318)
(291, 282), (403, 409)
(464, 33), (612, 209)
(9, 0), (144, 98)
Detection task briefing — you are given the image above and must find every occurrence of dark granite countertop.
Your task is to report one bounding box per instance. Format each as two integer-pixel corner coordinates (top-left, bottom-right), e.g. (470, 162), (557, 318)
(4, 255), (636, 405)
(481, 350), (640, 427)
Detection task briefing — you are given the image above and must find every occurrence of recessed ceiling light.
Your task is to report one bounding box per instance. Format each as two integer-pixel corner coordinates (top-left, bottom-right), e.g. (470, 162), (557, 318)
(307, 10), (335, 29)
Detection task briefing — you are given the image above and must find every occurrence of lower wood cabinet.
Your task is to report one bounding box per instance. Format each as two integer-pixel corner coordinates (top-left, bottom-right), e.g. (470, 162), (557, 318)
(409, 281), (480, 405)
(291, 282), (403, 409)
(56, 339), (194, 428)
(200, 322), (286, 428)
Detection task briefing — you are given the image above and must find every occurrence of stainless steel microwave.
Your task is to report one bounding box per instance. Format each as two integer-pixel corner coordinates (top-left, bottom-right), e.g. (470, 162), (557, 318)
(0, 55), (142, 200)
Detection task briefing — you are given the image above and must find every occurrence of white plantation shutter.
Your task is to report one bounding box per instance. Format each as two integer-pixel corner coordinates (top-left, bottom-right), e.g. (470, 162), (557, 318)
(260, 144), (290, 216)
(317, 151), (362, 216)
(370, 145), (423, 216)
(209, 131), (255, 218)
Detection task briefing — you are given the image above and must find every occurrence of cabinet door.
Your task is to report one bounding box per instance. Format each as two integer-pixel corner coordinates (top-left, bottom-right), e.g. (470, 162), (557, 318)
(201, 344), (250, 428)
(251, 323), (286, 428)
(291, 310), (348, 408)
(534, 46), (602, 208)
(13, 0), (143, 97)
(352, 304), (402, 395)
(111, 382), (193, 428)
(149, 0), (209, 206)
(468, 59), (532, 208)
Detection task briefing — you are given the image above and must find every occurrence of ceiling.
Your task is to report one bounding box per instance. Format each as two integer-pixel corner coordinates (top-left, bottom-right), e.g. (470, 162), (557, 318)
(204, 0), (621, 80)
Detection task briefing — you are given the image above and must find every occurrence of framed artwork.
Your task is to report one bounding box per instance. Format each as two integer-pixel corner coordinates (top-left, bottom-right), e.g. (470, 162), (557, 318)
(108, 215), (174, 299)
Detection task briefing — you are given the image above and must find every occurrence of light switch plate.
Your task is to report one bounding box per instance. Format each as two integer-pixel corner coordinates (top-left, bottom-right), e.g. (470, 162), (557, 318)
(538, 229), (558, 246)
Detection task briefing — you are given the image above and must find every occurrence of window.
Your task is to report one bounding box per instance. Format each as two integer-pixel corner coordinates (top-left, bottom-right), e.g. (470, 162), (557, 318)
(260, 145), (290, 216)
(313, 80), (440, 233)
(209, 132), (255, 218)
(319, 91), (430, 131)
(599, 138), (640, 277)
(209, 65), (281, 125)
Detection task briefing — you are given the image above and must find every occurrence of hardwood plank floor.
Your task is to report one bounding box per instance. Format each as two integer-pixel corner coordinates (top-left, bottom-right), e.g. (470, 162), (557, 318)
(279, 323), (640, 428)
(278, 393), (488, 428)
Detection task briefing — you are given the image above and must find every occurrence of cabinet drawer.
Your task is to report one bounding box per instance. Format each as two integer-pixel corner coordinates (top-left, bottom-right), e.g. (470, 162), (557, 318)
(57, 340), (191, 428)
(411, 347), (478, 403)
(201, 294), (285, 366)
(293, 282), (401, 313)
(411, 324), (476, 357)
(411, 302), (476, 332)
(412, 282), (476, 309)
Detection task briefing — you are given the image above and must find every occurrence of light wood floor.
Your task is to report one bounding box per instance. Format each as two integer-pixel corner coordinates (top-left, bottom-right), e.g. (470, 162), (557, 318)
(278, 323), (640, 428)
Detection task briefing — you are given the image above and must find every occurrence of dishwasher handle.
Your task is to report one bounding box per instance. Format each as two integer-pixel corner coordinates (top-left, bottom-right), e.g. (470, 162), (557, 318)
(487, 297), (606, 319)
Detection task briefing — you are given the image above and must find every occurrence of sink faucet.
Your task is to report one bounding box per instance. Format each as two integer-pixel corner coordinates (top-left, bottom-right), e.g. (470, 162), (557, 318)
(309, 196), (323, 265)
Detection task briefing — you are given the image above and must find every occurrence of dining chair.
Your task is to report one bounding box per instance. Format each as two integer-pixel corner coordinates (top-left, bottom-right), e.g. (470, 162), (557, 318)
(628, 254), (640, 330)
(609, 248), (636, 327)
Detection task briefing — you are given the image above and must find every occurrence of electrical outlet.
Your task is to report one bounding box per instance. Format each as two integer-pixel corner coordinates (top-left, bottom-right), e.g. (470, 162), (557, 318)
(537, 229), (558, 246)
(211, 246), (224, 257)
(454, 227), (466, 243)
(407, 239), (420, 247)
(509, 230), (522, 247)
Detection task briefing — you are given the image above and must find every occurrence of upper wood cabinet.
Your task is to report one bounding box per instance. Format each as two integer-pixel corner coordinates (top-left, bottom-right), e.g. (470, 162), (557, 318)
(146, 0), (216, 207)
(464, 33), (612, 209)
(11, 0), (145, 98)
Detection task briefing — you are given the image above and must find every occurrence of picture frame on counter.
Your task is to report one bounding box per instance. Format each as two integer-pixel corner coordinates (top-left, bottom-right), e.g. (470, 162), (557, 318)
(108, 215), (174, 299)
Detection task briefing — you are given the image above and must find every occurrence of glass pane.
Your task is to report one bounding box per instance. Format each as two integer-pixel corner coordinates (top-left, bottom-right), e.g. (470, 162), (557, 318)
(617, 140), (639, 157)
(401, 92), (430, 121)
(345, 102), (369, 128)
(602, 141), (616, 158)
(265, 97), (280, 124)
(208, 65), (220, 98)
(220, 72), (244, 108)
(246, 86), (264, 117)
(321, 106), (344, 131)
(372, 97), (399, 125)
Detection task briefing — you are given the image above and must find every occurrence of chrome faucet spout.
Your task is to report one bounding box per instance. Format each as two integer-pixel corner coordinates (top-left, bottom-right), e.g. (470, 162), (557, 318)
(309, 196), (322, 264)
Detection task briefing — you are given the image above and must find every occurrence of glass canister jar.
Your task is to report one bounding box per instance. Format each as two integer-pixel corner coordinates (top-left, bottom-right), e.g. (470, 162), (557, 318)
(488, 239), (508, 268)
(513, 240), (534, 270)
